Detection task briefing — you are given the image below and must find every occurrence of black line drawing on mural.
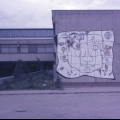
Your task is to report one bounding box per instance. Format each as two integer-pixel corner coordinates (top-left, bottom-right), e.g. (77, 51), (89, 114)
(104, 31), (112, 40)
(57, 30), (115, 79)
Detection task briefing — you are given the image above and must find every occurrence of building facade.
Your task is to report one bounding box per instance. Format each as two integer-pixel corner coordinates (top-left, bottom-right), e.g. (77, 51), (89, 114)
(0, 29), (55, 76)
(52, 10), (120, 83)
(1, 10), (120, 83)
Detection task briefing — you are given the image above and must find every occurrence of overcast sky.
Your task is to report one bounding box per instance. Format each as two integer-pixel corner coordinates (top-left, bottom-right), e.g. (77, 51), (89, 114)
(0, 0), (120, 28)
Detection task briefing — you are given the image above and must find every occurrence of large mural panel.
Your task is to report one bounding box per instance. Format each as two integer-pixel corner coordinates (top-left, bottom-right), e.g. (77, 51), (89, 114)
(57, 30), (115, 79)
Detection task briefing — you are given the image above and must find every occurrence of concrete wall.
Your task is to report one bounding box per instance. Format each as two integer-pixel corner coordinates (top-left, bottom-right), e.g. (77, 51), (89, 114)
(0, 38), (54, 44)
(0, 54), (54, 61)
(0, 38), (55, 61)
(52, 10), (120, 82)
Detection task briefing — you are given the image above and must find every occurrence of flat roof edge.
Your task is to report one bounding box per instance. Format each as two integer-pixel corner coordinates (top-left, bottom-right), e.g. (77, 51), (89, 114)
(0, 28), (53, 30)
(52, 10), (120, 16)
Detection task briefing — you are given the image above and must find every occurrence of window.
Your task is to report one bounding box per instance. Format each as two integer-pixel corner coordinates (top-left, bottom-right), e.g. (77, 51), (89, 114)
(28, 45), (36, 53)
(0, 44), (17, 53)
(0, 44), (54, 54)
(37, 44), (54, 53)
(46, 44), (54, 52)
(37, 45), (45, 53)
(10, 45), (17, 53)
(20, 45), (28, 53)
(1, 45), (9, 53)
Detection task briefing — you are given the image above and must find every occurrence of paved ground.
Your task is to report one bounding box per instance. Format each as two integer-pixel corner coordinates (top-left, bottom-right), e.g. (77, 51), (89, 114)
(0, 86), (120, 119)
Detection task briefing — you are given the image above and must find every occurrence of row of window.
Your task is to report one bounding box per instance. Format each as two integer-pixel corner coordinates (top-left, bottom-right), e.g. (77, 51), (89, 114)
(0, 44), (54, 53)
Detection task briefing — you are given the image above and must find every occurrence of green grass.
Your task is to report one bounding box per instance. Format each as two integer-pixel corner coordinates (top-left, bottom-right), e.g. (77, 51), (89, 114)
(0, 73), (58, 90)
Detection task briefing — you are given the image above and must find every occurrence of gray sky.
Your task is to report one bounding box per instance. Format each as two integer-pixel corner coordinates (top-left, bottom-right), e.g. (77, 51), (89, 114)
(0, 0), (120, 28)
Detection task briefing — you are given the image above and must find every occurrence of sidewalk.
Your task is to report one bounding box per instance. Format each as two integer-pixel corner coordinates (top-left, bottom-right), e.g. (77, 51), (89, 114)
(1, 86), (120, 119)
(0, 86), (120, 95)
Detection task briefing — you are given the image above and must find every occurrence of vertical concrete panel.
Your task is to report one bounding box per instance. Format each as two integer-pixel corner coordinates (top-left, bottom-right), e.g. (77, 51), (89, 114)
(0, 54), (55, 61)
(53, 10), (120, 83)
(113, 44), (120, 76)
(114, 74), (120, 82)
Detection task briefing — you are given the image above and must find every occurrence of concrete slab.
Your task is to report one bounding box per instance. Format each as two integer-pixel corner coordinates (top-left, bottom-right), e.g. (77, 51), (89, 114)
(0, 87), (120, 119)
(0, 86), (120, 95)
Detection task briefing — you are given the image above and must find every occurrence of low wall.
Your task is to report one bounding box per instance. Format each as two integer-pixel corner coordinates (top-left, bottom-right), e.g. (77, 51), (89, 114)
(0, 70), (53, 85)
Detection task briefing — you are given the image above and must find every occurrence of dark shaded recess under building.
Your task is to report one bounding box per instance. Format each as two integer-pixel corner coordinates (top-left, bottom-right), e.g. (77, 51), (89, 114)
(0, 28), (55, 77)
(0, 61), (53, 77)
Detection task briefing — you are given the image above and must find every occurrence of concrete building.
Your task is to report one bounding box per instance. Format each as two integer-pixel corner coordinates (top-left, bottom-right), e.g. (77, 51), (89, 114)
(52, 10), (120, 83)
(0, 29), (55, 76)
(1, 10), (120, 84)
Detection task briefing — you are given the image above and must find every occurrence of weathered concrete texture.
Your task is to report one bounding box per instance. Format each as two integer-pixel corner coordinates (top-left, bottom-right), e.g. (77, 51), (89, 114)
(52, 11), (120, 41)
(0, 53), (54, 61)
(0, 38), (55, 62)
(0, 87), (120, 119)
(52, 10), (120, 82)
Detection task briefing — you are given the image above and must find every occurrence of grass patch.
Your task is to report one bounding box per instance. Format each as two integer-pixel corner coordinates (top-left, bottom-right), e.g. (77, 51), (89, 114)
(0, 72), (62, 90)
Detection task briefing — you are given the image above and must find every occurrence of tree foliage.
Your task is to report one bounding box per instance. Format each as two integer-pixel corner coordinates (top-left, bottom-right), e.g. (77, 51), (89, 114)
(13, 60), (29, 80)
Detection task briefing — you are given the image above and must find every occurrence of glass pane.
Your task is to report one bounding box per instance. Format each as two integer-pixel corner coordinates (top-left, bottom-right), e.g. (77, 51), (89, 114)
(37, 45), (45, 48)
(29, 45), (36, 48)
(10, 45), (17, 47)
(20, 45), (28, 48)
(46, 45), (53, 48)
(1, 48), (9, 53)
(28, 47), (36, 53)
(37, 48), (45, 52)
(1, 45), (9, 48)
(10, 48), (17, 53)
(20, 48), (28, 53)
(46, 48), (54, 52)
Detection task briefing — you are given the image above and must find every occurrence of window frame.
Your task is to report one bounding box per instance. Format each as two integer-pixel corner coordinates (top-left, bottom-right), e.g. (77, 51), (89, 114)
(45, 44), (54, 53)
(0, 44), (54, 54)
(0, 44), (18, 54)
(28, 44), (37, 53)
(19, 44), (28, 53)
(37, 44), (46, 53)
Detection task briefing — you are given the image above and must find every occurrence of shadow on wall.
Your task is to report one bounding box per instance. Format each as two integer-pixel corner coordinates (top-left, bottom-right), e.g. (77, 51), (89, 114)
(0, 60), (54, 77)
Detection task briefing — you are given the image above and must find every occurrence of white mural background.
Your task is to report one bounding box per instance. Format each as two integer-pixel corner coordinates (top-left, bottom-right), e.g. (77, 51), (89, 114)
(57, 30), (114, 79)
